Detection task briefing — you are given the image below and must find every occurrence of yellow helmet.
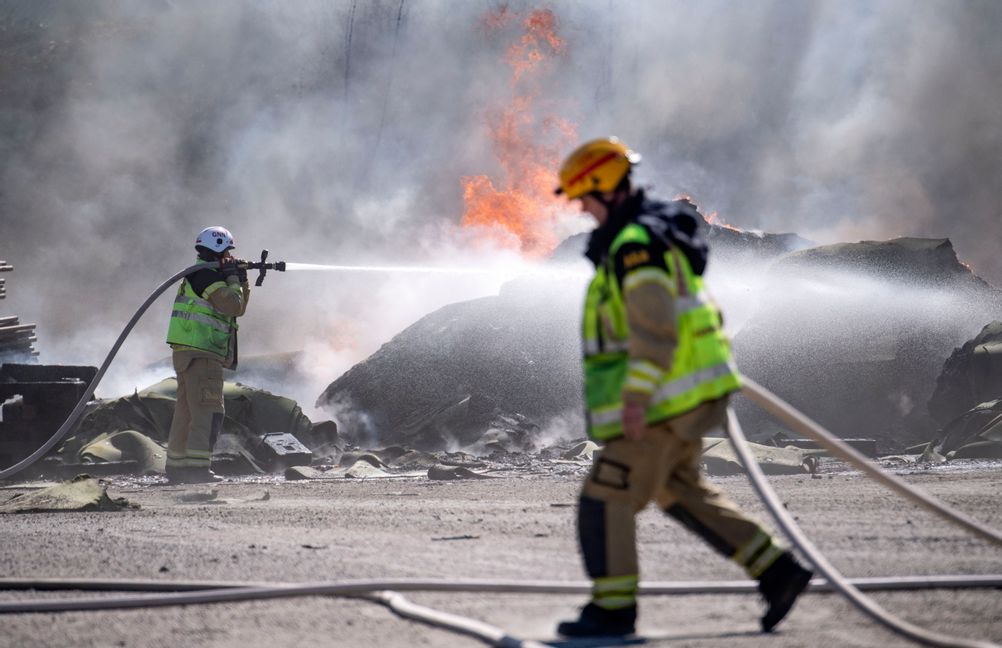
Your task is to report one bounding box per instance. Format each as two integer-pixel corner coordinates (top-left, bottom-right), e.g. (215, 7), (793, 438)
(554, 137), (641, 199)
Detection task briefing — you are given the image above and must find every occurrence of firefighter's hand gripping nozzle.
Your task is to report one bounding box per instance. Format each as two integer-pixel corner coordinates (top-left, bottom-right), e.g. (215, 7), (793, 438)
(237, 249), (287, 286)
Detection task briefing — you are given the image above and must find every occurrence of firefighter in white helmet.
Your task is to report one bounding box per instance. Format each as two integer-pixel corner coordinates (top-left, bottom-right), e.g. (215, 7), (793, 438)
(554, 138), (812, 637)
(164, 226), (250, 484)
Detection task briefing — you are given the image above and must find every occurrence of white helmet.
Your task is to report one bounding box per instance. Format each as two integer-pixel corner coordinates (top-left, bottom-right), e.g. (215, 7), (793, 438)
(195, 226), (235, 253)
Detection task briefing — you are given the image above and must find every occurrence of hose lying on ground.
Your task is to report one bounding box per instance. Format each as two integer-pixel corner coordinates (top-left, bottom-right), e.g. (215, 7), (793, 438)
(740, 377), (1002, 548)
(0, 263), (211, 482)
(364, 591), (550, 648)
(1, 576), (1000, 648)
(725, 407), (999, 648)
(2, 575), (1002, 610)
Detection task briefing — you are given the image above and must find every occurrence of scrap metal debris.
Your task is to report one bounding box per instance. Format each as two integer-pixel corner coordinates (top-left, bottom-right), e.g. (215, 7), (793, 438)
(701, 437), (820, 476)
(929, 321), (1002, 425)
(79, 430), (166, 474)
(0, 363), (97, 471)
(0, 475), (136, 513)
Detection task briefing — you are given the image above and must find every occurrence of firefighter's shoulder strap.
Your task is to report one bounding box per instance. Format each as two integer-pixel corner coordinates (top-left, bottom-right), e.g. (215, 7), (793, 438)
(635, 198), (709, 276)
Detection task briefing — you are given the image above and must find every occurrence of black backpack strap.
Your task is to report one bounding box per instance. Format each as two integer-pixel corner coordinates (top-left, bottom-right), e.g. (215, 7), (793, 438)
(187, 267), (226, 298)
(636, 199), (709, 276)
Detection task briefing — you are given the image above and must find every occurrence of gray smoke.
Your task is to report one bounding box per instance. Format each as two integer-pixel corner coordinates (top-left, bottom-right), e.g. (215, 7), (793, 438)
(2, 1), (1000, 402)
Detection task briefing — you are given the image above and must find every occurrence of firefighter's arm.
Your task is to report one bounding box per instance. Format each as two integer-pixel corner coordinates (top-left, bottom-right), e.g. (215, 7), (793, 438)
(614, 242), (678, 437)
(204, 277), (249, 317)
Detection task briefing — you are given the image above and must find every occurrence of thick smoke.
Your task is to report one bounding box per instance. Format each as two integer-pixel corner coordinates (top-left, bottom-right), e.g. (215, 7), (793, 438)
(1, 1), (1000, 406)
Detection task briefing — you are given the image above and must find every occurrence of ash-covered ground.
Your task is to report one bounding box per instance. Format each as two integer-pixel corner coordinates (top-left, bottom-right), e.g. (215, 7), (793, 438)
(1, 462), (1001, 647)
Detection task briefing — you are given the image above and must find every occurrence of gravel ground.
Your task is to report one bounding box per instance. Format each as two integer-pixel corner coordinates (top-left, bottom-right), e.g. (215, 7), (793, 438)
(1, 464), (1001, 648)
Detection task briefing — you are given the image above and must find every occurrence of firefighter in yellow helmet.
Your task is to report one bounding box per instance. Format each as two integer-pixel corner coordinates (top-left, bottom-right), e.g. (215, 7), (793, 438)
(164, 226), (250, 484)
(554, 138), (812, 637)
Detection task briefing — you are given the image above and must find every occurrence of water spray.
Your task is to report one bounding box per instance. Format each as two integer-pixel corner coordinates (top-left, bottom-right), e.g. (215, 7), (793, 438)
(283, 261), (587, 280)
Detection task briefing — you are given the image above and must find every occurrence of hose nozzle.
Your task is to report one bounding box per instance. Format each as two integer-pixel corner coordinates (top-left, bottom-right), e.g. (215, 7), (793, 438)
(238, 249), (287, 286)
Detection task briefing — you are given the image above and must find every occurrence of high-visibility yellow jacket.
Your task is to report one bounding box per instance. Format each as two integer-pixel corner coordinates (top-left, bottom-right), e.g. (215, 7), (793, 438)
(582, 196), (741, 440)
(166, 261), (248, 366)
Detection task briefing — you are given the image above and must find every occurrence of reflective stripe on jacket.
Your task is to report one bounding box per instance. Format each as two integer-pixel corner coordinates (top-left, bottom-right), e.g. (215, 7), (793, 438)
(582, 222), (740, 440)
(166, 272), (238, 359)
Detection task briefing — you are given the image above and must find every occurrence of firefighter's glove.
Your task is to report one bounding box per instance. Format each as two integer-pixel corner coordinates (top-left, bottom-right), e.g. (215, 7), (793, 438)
(219, 258), (244, 282)
(623, 401), (647, 441)
(218, 258), (236, 277)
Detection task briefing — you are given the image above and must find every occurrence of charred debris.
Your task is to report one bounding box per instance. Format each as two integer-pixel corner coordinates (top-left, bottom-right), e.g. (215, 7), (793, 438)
(320, 229), (1002, 467)
(3, 228), (1002, 483)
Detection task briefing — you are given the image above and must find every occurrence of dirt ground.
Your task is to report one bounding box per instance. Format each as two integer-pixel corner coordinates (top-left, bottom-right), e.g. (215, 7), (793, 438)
(1, 464), (1001, 648)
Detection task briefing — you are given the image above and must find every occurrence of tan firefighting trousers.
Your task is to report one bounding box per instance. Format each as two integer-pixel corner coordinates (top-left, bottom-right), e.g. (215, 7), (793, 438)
(166, 354), (225, 470)
(578, 396), (784, 609)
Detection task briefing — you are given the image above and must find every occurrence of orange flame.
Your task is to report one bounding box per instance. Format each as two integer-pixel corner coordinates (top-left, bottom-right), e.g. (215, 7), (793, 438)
(703, 211), (743, 232)
(674, 193), (744, 233)
(507, 9), (565, 83)
(461, 8), (577, 257)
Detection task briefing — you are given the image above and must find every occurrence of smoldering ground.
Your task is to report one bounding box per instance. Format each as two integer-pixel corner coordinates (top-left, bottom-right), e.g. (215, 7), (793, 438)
(2, 1), (1001, 414)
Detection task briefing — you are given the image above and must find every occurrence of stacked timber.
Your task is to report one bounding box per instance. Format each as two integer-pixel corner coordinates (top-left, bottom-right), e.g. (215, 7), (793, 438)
(0, 262), (38, 361)
(0, 260), (10, 299)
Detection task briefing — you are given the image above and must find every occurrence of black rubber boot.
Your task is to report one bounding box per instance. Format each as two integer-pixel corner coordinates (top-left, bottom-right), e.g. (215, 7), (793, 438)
(167, 467), (223, 484)
(557, 602), (637, 637)
(758, 552), (813, 632)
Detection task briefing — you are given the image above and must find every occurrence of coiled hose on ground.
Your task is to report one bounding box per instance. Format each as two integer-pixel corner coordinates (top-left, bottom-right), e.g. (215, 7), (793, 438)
(1, 266), (1000, 647)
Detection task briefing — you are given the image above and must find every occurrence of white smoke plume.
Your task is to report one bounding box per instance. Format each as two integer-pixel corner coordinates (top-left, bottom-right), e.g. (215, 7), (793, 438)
(1, 1), (1000, 406)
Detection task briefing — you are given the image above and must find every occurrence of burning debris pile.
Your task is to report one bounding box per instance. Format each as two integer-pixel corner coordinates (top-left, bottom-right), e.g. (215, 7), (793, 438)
(0, 262), (39, 361)
(317, 275), (583, 453)
(320, 233), (1002, 461)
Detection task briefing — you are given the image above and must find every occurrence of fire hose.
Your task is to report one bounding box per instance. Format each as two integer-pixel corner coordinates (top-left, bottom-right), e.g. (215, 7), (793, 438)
(0, 251), (285, 482)
(724, 405), (999, 648)
(1, 263), (1001, 647)
(0, 576), (1001, 648)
